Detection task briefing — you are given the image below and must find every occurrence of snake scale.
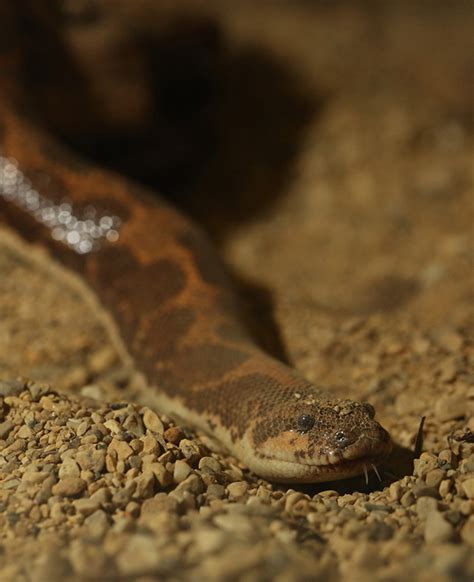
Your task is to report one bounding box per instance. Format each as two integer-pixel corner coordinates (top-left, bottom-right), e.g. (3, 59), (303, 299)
(0, 1), (391, 483)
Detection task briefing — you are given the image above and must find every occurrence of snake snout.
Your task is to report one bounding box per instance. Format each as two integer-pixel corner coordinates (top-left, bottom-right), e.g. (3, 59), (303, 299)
(332, 429), (356, 449)
(331, 421), (392, 462)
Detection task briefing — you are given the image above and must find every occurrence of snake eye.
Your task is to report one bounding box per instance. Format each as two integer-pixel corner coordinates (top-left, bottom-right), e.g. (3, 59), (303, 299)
(297, 414), (315, 432)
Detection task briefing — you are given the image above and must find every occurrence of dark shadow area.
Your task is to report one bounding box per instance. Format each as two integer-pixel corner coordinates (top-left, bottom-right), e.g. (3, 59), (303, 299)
(169, 45), (320, 240)
(232, 273), (292, 365)
(58, 13), (225, 212)
(59, 21), (320, 242)
(276, 442), (418, 496)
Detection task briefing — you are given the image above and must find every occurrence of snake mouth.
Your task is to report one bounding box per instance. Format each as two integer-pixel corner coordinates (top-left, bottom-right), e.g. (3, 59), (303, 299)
(272, 452), (391, 484)
(310, 449), (391, 479)
(307, 435), (393, 480)
(255, 437), (393, 483)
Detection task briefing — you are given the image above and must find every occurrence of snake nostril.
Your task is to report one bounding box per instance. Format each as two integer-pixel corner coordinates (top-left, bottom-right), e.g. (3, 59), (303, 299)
(333, 430), (352, 448)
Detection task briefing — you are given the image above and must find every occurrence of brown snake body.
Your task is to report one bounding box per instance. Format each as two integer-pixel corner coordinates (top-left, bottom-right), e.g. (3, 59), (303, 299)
(0, 1), (391, 483)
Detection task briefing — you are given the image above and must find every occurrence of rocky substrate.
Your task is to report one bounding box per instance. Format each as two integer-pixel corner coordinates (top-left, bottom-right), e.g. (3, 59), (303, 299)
(0, 380), (473, 581)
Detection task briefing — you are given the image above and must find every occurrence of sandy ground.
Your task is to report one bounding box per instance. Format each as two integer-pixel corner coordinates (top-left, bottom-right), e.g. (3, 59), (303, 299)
(0, 1), (473, 580)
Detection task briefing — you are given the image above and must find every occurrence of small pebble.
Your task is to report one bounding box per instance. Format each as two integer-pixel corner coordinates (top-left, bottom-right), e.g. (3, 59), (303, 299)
(207, 484), (226, 499)
(115, 534), (161, 576)
(425, 468), (445, 489)
(434, 394), (466, 421)
(174, 474), (205, 495)
(83, 510), (110, 539)
(400, 491), (415, 507)
(173, 460), (193, 484)
(142, 408), (164, 434)
(199, 457), (222, 473)
(439, 479), (452, 498)
(58, 459), (81, 480)
(108, 438), (133, 461)
(388, 482), (402, 501)
(461, 478), (474, 499)
(0, 379), (25, 396)
(213, 512), (254, 535)
(164, 426), (183, 444)
(52, 477), (87, 498)
(424, 511), (454, 543)
(0, 420), (14, 439)
(227, 481), (249, 499)
(416, 496), (438, 519)
(73, 498), (101, 516)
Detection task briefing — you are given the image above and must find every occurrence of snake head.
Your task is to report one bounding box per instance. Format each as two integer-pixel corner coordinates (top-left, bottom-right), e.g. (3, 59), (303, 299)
(246, 391), (392, 483)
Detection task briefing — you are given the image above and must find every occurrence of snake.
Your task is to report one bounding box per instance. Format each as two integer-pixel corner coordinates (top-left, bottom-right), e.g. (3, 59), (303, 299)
(0, 1), (391, 483)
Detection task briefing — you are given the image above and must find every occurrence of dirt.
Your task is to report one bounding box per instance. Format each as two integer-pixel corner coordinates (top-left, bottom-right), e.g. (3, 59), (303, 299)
(0, 1), (473, 580)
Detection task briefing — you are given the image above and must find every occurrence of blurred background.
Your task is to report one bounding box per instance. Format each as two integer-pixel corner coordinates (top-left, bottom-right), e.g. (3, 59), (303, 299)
(1, 0), (472, 420)
(10, 0), (471, 232)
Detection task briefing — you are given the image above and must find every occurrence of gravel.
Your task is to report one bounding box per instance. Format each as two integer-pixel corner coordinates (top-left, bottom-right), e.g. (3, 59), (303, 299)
(0, 381), (472, 580)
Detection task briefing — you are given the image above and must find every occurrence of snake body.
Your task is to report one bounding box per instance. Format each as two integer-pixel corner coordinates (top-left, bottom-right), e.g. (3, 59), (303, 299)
(0, 2), (391, 483)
